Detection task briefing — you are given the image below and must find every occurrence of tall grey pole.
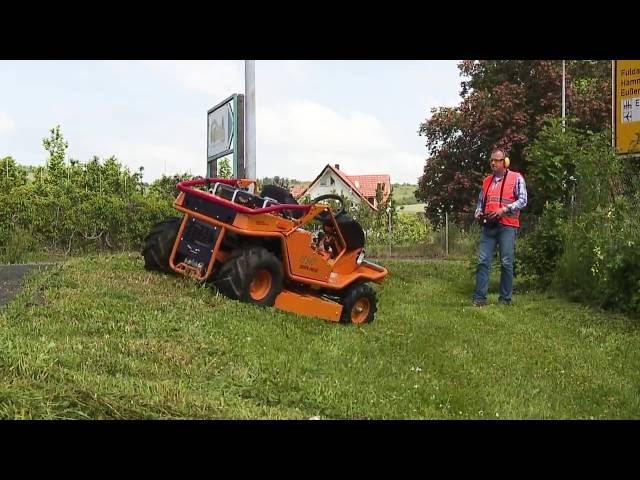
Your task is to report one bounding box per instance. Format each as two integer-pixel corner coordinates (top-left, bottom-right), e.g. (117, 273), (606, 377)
(245, 60), (256, 180)
(562, 60), (566, 132)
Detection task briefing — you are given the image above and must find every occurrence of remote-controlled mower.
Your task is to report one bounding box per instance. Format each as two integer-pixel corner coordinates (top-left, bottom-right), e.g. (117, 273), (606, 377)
(142, 177), (388, 324)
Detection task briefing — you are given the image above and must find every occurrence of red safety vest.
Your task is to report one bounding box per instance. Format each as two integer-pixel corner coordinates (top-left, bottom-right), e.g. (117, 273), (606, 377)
(481, 170), (522, 228)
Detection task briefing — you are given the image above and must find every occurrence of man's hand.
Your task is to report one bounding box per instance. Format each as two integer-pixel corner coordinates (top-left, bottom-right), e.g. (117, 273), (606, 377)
(475, 211), (482, 220)
(486, 207), (508, 219)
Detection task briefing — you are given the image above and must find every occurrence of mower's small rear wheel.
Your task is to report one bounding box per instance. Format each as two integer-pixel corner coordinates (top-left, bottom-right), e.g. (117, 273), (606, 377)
(340, 283), (377, 324)
(215, 247), (283, 306)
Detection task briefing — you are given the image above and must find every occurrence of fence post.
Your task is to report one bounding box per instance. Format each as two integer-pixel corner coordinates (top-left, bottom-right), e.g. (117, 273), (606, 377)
(445, 211), (449, 257)
(388, 206), (392, 257)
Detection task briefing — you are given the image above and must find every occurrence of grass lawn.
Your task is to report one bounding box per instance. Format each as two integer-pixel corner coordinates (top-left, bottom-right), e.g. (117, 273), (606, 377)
(1, 252), (639, 419)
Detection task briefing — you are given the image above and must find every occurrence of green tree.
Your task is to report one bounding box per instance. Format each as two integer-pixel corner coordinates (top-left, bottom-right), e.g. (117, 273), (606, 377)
(149, 173), (193, 199)
(42, 125), (68, 183)
(218, 158), (232, 179)
(0, 156), (28, 191)
(375, 183), (385, 205)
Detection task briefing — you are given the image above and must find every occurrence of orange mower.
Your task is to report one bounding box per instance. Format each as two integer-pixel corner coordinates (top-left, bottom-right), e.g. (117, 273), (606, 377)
(142, 178), (389, 324)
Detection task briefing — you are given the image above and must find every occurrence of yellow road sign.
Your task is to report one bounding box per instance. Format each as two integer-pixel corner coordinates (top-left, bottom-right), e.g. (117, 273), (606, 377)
(614, 60), (640, 155)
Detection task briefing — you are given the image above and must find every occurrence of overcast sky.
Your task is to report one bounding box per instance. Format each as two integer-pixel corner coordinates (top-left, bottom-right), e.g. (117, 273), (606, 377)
(0, 60), (462, 184)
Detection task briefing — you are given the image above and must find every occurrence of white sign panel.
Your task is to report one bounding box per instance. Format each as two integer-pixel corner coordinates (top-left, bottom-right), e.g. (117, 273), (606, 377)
(621, 97), (640, 123)
(207, 99), (234, 160)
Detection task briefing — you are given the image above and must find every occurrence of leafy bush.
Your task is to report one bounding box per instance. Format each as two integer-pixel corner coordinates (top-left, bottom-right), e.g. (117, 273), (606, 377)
(0, 126), (177, 263)
(0, 226), (38, 264)
(555, 197), (640, 317)
(517, 200), (566, 282)
(389, 212), (432, 246)
(520, 117), (639, 317)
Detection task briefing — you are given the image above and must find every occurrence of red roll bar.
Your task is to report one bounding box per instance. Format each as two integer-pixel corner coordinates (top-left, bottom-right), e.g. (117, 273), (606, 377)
(176, 178), (312, 215)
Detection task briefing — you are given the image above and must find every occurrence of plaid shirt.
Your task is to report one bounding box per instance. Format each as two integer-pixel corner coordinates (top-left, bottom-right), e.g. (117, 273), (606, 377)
(475, 172), (528, 217)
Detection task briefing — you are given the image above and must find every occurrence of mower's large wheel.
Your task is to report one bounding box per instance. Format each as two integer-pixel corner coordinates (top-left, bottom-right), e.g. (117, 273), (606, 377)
(142, 217), (182, 273)
(340, 283), (377, 324)
(215, 247), (284, 306)
(213, 250), (245, 300)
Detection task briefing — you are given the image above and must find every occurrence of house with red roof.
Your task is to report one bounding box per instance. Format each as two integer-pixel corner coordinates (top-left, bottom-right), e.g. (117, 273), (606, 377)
(291, 164), (391, 211)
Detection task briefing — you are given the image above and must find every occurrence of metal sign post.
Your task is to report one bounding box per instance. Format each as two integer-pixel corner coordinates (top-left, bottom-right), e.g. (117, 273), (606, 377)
(388, 206), (392, 257)
(245, 60), (256, 180)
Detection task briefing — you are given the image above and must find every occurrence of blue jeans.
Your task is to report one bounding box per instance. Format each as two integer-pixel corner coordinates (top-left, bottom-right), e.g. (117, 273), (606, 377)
(473, 224), (517, 303)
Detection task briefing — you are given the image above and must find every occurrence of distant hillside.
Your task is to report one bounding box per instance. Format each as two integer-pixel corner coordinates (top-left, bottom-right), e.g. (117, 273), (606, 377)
(259, 177), (308, 189)
(391, 184), (418, 206)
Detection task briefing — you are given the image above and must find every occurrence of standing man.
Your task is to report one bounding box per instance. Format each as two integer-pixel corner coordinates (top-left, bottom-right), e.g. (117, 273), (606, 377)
(472, 148), (527, 306)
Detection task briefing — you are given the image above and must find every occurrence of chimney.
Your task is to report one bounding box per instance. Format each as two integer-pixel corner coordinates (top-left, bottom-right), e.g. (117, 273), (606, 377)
(334, 164), (340, 170)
